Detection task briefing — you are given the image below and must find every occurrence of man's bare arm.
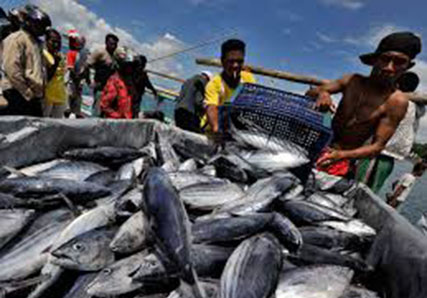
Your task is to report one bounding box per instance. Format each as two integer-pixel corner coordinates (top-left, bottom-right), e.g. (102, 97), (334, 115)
(206, 105), (219, 133)
(306, 74), (353, 112)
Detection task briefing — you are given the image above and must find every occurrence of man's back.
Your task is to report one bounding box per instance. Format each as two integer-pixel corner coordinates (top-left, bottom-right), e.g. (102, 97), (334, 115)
(176, 74), (207, 114)
(87, 47), (114, 90)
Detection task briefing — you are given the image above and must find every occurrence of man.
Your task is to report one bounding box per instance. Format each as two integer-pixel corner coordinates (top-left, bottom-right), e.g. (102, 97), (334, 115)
(386, 161), (426, 208)
(42, 28), (67, 118)
(0, 5), (51, 116)
(66, 31), (90, 118)
(174, 70), (212, 133)
(132, 55), (158, 119)
(203, 39), (256, 134)
(100, 47), (134, 119)
(357, 72), (424, 193)
(307, 32), (421, 178)
(87, 33), (119, 116)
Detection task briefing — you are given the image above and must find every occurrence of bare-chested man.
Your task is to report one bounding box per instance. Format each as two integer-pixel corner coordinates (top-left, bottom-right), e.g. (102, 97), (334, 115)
(307, 32), (422, 177)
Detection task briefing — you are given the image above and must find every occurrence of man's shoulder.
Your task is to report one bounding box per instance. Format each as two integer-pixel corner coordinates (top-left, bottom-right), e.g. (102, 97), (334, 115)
(90, 47), (107, 58)
(343, 73), (366, 85)
(4, 30), (30, 44)
(401, 172), (416, 184)
(387, 90), (409, 109)
(206, 74), (222, 87)
(241, 71), (255, 83)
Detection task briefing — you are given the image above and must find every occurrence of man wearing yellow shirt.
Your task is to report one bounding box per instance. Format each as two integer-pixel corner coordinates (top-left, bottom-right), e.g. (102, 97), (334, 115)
(203, 39), (256, 133)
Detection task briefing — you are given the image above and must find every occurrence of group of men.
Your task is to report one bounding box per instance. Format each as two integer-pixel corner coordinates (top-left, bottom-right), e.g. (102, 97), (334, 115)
(0, 4), (158, 119)
(174, 32), (426, 207)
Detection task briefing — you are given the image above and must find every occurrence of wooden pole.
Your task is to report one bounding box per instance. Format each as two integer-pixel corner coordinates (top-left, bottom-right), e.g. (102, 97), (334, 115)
(406, 92), (427, 105)
(195, 58), (330, 86)
(195, 57), (427, 104)
(148, 85), (180, 98)
(146, 69), (186, 84)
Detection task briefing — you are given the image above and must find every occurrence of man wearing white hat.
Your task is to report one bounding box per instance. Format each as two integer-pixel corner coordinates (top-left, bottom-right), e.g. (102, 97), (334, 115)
(174, 70), (212, 133)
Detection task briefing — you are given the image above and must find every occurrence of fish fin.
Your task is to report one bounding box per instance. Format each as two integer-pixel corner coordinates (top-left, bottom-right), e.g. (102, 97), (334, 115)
(179, 269), (206, 298)
(41, 245), (53, 254)
(57, 193), (80, 217)
(3, 166), (31, 177)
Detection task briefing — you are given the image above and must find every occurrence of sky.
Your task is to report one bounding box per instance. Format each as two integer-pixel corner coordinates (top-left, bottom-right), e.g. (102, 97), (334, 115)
(3, 0), (427, 141)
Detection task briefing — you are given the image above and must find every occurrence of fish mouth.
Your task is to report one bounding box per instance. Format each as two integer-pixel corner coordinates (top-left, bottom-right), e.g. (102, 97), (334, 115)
(51, 249), (73, 261)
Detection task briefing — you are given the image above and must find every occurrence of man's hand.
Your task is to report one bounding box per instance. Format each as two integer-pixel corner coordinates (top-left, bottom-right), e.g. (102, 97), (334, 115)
(316, 148), (342, 168)
(315, 91), (337, 113)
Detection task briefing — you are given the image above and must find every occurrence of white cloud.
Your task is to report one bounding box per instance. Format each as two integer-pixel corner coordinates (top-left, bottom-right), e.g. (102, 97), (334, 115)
(412, 59), (427, 93)
(365, 24), (409, 47)
(344, 24), (410, 48)
(316, 32), (337, 43)
(30, 0), (186, 75)
(282, 28), (292, 36)
(188, 0), (207, 4)
(319, 0), (366, 10)
(276, 10), (303, 22)
(131, 20), (144, 28)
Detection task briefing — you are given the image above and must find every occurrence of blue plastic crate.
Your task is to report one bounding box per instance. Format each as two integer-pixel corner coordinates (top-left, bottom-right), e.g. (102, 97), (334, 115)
(227, 83), (333, 160)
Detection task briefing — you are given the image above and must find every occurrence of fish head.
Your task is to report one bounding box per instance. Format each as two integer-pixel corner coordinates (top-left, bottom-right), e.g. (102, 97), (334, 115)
(129, 252), (169, 282)
(87, 266), (122, 297)
(52, 230), (115, 271)
(87, 256), (143, 296)
(51, 238), (89, 270)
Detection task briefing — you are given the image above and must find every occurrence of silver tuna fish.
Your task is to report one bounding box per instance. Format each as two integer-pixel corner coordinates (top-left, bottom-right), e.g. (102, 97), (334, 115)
(220, 233), (282, 298)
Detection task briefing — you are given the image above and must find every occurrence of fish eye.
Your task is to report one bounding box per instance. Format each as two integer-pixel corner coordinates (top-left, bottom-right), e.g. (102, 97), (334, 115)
(73, 243), (84, 251)
(102, 268), (112, 275)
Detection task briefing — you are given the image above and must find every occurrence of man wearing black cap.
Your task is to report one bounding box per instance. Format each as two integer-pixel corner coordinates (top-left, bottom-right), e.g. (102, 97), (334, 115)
(307, 32), (422, 177)
(0, 5), (51, 116)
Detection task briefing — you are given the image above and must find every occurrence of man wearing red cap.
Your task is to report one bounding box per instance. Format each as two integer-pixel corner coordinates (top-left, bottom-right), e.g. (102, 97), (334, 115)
(307, 32), (422, 178)
(66, 30), (90, 118)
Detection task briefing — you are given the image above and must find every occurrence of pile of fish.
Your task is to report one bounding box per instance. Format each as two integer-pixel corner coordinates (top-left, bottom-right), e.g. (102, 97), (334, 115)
(0, 128), (381, 298)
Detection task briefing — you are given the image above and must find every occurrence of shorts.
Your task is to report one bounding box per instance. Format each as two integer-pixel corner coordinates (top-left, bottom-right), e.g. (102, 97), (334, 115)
(316, 149), (353, 177)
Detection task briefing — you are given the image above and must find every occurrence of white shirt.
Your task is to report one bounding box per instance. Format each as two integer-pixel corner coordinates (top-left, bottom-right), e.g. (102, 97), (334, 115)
(394, 173), (416, 203)
(383, 102), (426, 160)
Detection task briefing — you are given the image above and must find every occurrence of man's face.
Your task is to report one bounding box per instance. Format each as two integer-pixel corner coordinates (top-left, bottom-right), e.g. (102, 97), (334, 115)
(47, 35), (61, 54)
(372, 51), (411, 83)
(27, 21), (47, 37)
(106, 38), (118, 54)
(222, 50), (245, 80)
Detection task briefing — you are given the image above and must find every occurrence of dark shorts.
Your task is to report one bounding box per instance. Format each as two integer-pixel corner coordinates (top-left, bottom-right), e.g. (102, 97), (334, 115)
(0, 89), (42, 117)
(132, 97), (142, 119)
(174, 108), (201, 133)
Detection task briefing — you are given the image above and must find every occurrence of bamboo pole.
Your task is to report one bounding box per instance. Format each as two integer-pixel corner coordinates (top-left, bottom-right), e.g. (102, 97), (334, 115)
(406, 92), (427, 105)
(195, 57), (427, 104)
(146, 69), (185, 84)
(195, 58), (330, 86)
(147, 85), (180, 98)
